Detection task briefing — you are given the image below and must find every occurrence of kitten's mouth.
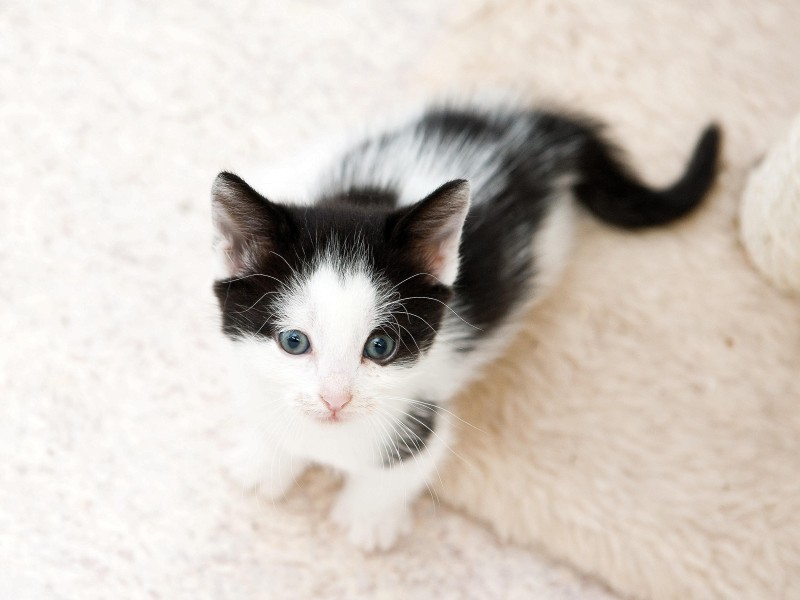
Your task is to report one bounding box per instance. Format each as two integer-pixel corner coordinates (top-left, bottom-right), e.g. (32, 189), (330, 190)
(313, 412), (347, 424)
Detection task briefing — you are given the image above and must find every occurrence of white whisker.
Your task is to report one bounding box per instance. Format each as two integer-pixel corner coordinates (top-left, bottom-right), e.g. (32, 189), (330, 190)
(377, 410), (441, 510)
(385, 296), (482, 331)
(380, 395), (486, 434)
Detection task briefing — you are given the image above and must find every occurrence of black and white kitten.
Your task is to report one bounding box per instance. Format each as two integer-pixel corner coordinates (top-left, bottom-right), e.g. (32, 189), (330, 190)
(211, 104), (719, 550)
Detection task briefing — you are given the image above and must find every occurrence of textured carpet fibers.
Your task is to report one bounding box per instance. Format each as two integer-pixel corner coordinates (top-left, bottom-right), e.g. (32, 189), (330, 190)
(2, 1), (799, 599)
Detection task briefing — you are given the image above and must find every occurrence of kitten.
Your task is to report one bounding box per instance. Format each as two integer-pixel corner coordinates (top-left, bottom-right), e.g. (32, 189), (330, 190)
(211, 104), (720, 551)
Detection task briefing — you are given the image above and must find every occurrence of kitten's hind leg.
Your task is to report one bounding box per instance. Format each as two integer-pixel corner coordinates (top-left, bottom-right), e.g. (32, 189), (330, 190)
(225, 431), (307, 501)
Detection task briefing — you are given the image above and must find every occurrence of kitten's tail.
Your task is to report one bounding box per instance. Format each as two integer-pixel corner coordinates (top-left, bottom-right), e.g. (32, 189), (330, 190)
(575, 124), (721, 229)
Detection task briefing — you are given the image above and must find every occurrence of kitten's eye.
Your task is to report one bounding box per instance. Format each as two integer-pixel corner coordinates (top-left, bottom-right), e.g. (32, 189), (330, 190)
(364, 334), (396, 362)
(278, 330), (311, 355)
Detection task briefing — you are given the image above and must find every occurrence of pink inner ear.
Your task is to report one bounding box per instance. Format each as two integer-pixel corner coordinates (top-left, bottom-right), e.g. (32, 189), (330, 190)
(416, 220), (466, 284)
(420, 240), (451, 279)
(402, 179), (470, 285)
(223, 242), (246, 275)
(428, 252), (446, 278)
(212, 172), (279, 278)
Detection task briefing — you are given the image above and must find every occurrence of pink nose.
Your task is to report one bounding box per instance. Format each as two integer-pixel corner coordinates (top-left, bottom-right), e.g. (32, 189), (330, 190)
(321, 392), (352, 414)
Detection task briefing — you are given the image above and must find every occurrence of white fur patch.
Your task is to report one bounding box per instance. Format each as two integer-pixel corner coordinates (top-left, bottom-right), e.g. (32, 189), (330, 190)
(324, 111), (533, 207)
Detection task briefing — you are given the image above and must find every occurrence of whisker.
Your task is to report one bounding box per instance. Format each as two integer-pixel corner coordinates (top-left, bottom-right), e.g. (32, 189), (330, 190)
(369, 413), (401, 469)
(383, 271), (444, 294)
(269, 250), (302, 280)
(254, 315), (275, 337)
(389, 314), (422, 354)
(379, 411), (442, 509)
(382, 403), (478, 475)
(371, 412), (423, 508)
(223, 272), (285, 285)
(230, 290), (282, 314)
(381, 395), (486, 434)
(392, 303), (438, 335)
(385, 296), (482, 331)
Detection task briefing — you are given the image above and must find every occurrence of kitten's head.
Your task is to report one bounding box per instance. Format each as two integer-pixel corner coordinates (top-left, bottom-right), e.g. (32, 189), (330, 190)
(211, 172), (470, 423)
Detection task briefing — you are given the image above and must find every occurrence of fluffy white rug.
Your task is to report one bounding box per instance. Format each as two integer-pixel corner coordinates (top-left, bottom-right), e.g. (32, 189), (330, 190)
(2, 1), (798, 599)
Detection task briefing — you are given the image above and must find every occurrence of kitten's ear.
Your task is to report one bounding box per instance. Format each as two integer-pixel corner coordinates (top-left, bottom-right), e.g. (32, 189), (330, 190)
(211, 172), (283, 278)
(391, 179), (471, 286)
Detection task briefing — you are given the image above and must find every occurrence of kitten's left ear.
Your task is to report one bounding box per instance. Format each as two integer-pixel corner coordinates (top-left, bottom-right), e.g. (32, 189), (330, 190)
(390, 179), (471, 286)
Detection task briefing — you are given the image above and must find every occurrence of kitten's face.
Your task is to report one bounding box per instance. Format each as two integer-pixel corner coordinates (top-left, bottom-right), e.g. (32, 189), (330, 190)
(212, 173), (469, 424)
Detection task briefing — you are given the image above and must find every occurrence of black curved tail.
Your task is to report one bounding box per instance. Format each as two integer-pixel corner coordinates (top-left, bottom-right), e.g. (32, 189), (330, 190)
(574, 124), (721, 229)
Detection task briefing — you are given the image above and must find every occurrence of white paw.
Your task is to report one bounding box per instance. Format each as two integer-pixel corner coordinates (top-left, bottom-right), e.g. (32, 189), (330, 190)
(330, 491), (412, 552)
(224, 442), (301, 501)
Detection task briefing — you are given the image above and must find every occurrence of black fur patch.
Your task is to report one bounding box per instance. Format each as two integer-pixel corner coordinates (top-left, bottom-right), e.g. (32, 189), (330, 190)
(381, 401), (437, 467)
(214, 104), (719, 356)
(410, 107), (719, 341)
(213, 175), (451, 365)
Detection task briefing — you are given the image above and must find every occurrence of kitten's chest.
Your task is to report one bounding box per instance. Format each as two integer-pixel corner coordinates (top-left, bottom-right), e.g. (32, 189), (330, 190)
(281, 420), (382, 472)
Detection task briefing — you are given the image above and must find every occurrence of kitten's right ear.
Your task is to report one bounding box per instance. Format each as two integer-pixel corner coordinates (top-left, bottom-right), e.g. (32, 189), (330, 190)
(211, 172), (282, 279)
(389, 179), (471, 286)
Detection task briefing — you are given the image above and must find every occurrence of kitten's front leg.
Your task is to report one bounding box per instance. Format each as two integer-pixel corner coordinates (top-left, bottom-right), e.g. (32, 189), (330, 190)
(330, 468), (415, 551)
(330, 414), (450, 551)
(226, 430), (306, 501)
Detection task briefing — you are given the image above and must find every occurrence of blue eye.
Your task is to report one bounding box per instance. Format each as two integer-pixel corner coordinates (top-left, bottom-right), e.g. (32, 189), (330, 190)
(278, 330), (310, 355)
(364, 334), (396, 362)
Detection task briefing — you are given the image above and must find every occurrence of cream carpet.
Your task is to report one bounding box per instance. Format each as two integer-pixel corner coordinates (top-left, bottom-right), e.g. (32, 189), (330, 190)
(2, 1), (798, 599)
